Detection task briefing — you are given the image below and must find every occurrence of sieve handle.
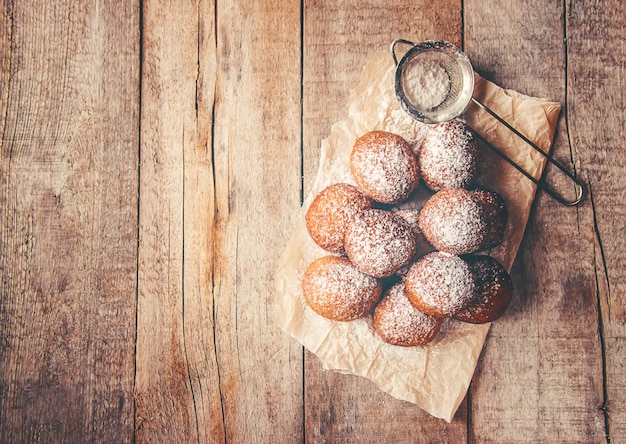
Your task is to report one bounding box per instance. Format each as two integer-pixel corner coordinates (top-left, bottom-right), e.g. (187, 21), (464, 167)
(467, 97), (585, 206)
(391, 39), (415, 66)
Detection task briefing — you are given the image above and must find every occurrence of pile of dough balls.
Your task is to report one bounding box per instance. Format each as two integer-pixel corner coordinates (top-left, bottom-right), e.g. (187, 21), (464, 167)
(303, 126), (512, 347)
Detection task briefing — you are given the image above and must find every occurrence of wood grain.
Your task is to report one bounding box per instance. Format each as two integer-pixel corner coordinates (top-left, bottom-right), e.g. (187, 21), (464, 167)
(135, 0), (223, 442)
(0, 1), (139, 442)
(465, 0), (607, 441)
(302, 1), (469, 441)
(0, 0), (623, 442)
(302, 0), (463, 194)
(566, 0), (626, 439)
(211, 0), (303, 441)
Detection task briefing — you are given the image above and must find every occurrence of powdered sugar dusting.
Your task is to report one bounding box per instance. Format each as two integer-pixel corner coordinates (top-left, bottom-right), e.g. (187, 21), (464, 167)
(305, 183), (372, 254)
(345, 209), (416, 278)
(303, 256), (381, 321)
(405, 252), (476, 318)
(454, 255), (512, 323)
(393, 209), (436, 275)
(419, 121), (479, 191)
(350, 131), (419, 204)
(393, 209), (421, 232)
(402, 58), (451, 111)
(418, 188), (488, 255)
(374, 283), (442, 346)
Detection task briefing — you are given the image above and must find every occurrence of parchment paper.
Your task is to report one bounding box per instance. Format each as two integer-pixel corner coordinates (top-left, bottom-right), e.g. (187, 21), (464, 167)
(274, 51), (560, 422)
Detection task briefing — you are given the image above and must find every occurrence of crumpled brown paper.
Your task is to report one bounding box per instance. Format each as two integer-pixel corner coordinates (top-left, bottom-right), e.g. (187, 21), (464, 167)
(274, 50), (560, 422)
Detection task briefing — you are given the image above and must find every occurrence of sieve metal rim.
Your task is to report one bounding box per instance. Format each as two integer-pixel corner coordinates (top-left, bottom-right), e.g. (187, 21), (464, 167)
(390, 38), (586, 206)
(393, 40), (474, 125)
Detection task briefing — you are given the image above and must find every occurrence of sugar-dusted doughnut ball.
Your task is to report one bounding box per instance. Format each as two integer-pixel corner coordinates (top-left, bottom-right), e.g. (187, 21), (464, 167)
(345, 209), (417, 278)
(418, 120), (480, 191)
(418, 188), (507, 255)
(302, 255), (382, 322)
(404, 252), (476, 318)
(350, 131), (420, 204)
(305, 183), (372, 255)
(374, 282), (442, 346)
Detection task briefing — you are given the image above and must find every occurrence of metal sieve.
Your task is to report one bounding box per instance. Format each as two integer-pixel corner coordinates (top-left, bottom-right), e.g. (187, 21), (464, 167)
(391, 39), (585, 206)
(393, 40), (474, 124)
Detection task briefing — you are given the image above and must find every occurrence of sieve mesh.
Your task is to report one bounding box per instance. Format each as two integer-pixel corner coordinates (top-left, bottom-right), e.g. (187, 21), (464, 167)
(394, 41), (474, 124)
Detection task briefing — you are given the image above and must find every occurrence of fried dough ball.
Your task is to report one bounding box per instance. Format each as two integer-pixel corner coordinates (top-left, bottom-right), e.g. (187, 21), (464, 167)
(302, 255), (382, 322)
(404, 252), (476, 318)
(419, 120), (480, 191)
(374, 282), (442, 346)
(350, 131), (420, 204)
(305, 183), (372, 255)
(345, 209), (417, 278)
(418, 188), (507, 255)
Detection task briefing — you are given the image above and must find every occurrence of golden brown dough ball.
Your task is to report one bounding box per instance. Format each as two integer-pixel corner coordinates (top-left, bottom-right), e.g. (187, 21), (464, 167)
(454, 255), (513, 324)
(417, 188), (507, 256)
(374, 282), (442, 346)
(302, 255), (382, 322)
(345, 209), (417, 278)
(305, 183), (372, 255)
(418, 120), (480, 191)
(350, 131), (420, 204)
(404, 252), (476, 318)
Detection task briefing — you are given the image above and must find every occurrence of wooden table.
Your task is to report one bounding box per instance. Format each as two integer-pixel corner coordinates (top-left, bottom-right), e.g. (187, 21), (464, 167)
(1, 1), (624, 442)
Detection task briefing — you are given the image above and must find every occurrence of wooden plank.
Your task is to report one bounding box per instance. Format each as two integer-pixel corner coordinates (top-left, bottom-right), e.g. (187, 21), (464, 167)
(565, 0), (626, 440)
(0, 1), (139, 442)
(302, 1), (470, 440)
(211, 0), (304, 440)
(303, 0), (463, 194)
(135, 0), (225, 442)
(464, 0), (606, 441)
